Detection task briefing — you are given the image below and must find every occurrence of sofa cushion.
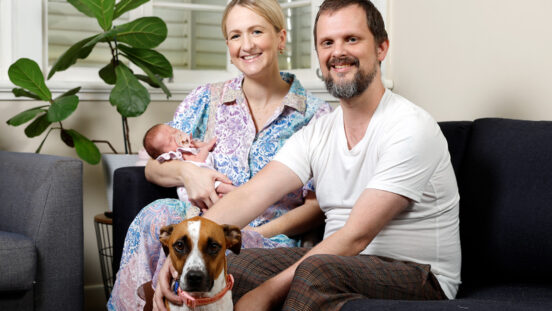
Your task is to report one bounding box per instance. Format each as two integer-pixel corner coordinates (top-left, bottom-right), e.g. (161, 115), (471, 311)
(438, 121), (472, 177)
(459, 118), (552, 284)
(0, 231), (36, 291)
(341, 297), (552, 311)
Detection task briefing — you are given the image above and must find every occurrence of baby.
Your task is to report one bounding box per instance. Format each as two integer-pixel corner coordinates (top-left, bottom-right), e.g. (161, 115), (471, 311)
(143, 124), (221, 206)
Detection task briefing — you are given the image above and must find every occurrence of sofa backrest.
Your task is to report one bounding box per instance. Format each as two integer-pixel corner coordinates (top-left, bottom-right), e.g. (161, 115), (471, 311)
(441, 118), (552, 285)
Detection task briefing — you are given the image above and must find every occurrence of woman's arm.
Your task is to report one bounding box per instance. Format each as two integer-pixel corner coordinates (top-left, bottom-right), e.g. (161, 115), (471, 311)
(145, 158), (232, 210)
(250, 191), (324, 238)
(145, 158), (194, 187)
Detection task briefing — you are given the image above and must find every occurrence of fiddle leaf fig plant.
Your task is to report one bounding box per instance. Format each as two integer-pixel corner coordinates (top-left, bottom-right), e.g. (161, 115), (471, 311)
(7, 58), (101, 164)
(6, 0), (173, 164)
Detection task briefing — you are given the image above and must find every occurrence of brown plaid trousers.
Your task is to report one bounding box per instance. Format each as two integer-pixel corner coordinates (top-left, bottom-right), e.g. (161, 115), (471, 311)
(227, 247), (446, 311)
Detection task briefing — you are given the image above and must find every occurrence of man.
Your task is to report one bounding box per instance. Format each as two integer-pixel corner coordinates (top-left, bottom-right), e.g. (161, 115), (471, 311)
(154, 0), (461, 310)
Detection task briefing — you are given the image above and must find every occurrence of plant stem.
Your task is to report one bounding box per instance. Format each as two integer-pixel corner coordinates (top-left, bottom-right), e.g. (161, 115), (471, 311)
(91, 140), (118, 154)
(121, 116), (132, 154)
(36, 127), (55, 153)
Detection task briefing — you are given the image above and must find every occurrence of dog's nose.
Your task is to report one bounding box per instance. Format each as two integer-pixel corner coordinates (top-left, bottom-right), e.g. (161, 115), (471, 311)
(186, 270), (204, 287)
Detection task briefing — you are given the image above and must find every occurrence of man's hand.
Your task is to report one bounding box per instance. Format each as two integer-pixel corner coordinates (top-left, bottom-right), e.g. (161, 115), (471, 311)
(234, 280), (283, 311)
(153, 258), (182, 311)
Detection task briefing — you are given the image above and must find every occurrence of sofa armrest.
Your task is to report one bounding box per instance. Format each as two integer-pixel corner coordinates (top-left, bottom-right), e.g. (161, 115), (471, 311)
(112, 166), (178, 276)
(0, 151), (83, 310)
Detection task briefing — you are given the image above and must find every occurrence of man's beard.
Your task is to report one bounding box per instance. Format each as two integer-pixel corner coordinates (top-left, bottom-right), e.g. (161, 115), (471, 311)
(323, 56), (377, 99)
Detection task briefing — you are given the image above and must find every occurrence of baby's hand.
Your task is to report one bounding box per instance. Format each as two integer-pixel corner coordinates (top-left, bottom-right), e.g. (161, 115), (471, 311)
(184, 137), (217, 162)
(192, 137), (217, 151)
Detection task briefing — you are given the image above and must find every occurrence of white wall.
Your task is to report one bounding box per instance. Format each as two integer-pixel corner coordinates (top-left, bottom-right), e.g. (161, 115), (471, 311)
(2, 0), (552, 309)
(387, 0), (552, 121)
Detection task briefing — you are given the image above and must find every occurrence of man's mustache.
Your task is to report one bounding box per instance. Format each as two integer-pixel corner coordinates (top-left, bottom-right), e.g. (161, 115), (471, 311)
(327, 56), (360, 69)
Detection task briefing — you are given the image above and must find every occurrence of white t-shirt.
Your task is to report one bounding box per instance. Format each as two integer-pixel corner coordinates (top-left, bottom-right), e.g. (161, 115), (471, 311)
(274, 89), (461, 299)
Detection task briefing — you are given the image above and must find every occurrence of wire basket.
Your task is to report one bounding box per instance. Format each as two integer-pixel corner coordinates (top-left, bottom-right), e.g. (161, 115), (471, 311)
(94, 213), (114, 300)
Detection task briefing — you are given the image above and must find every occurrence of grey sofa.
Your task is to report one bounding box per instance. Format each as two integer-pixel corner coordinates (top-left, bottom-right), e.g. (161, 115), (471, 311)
(0, 151), (84, 311)
(111, 118), (552, 310)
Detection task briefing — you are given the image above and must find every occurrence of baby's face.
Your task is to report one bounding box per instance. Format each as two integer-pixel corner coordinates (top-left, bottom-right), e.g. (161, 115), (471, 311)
(156, 125), (192, 153)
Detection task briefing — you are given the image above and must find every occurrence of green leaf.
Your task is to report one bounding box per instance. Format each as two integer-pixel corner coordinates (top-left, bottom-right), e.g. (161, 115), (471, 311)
(12, 88), (42, 100)
(60, 129), (75, 147)
(110, 63), (150, 117)
(114, 0), (150, 19)
(119, 44), (173, 78)
(65, 129), (101, 164)
(134, 74), (159, 87)
(8, 58), (51, 101)
(24, 113), (51, 138)
(47, 95), (79, 122)
(83, 17), (167, 49)
(80, 0), (115, 31)
(99, 62), (117, 84)
(6, 106), (48, 126)
(48, 35), (98, 79)
(87, 17), (166, 49)
(54, 87), (82, 101)
(131, 59), (172, 99)
(68, 0), (95, 17)
(116, 17), (167, 48)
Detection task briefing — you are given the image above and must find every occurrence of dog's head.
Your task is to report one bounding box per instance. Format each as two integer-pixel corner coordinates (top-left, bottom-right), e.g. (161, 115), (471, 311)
(159, 216), (241, 293)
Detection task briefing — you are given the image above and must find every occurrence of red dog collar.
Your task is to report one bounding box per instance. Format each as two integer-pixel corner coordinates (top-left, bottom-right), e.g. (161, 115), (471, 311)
(177, 274), (234, 309)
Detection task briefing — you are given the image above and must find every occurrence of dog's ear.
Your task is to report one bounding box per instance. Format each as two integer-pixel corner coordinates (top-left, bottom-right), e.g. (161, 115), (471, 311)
(159, 224), (175, 256)
(222, 224), (242, 254)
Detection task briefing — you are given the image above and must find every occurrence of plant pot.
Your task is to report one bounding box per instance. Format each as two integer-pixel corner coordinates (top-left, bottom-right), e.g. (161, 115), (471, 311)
(101, 153), (139, 211)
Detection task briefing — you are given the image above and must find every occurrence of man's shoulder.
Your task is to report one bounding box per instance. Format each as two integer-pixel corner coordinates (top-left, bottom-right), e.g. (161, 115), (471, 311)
(380, 91), (436, 128)
(305, 106), (341, 132)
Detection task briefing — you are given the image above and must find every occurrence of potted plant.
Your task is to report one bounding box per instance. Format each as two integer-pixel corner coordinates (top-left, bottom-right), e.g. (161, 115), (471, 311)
(6, 0), (173, 165)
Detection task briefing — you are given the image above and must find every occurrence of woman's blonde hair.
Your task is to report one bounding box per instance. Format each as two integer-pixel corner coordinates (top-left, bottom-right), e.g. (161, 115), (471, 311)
(221, 0), (285, 40)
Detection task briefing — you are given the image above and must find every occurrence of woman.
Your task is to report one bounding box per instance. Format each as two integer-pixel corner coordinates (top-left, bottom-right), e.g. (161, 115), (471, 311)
(108, 0), (331, 310)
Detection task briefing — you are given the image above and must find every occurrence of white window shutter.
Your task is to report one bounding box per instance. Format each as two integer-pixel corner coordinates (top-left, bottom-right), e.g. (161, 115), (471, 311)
(280, 2), (311, 70)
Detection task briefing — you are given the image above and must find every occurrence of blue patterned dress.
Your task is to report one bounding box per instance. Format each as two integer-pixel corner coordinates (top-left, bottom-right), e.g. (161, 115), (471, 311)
(108, 73), (330, 310)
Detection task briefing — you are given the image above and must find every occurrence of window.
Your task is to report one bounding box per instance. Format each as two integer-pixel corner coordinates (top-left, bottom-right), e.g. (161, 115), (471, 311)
(0, 0), (389, 100)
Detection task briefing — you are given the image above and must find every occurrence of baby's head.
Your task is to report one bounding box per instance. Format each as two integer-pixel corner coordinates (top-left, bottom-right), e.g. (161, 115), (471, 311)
(143, 124), (191, 159)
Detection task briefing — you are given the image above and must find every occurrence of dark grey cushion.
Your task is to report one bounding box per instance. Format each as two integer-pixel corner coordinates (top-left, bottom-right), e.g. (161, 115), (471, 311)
(0, 232), (36, 291)
(459, 118), (552, 284)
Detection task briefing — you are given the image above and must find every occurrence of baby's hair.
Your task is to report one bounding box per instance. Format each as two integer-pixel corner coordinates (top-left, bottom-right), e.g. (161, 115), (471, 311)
(143, 124), (165, 159)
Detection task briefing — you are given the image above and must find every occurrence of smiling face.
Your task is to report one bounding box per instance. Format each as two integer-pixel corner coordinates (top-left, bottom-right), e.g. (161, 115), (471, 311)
(224, 5), (286, 79)
(315, 4), (388, 99)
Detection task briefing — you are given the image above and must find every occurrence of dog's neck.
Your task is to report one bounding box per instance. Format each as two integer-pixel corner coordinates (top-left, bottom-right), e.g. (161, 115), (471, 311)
(171, 273), (233, 311)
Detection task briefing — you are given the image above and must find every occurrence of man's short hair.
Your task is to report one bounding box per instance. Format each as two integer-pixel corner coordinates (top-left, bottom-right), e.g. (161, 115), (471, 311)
(313, 0), (388, 48)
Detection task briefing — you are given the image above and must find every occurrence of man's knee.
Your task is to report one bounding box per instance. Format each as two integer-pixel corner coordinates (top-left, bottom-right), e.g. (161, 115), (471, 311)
(293, 254), (341, 287)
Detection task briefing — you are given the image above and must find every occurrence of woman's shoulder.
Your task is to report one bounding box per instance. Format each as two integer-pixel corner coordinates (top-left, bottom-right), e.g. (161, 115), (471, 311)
(281, 72), (331, 112)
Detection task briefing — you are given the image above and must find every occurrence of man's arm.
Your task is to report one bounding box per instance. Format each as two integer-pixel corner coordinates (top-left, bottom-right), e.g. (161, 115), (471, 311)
(234, 188), (410, 311)
(203, 161), (305, 228)
(250, 191), (324, 238)
(153, 161), (304, 311)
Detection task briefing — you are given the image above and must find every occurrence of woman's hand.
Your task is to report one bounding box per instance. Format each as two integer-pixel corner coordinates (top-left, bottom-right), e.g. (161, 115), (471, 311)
(153, 258), (181, 311)
(183, 164), (232, 210)
(216, 183), (238, 197)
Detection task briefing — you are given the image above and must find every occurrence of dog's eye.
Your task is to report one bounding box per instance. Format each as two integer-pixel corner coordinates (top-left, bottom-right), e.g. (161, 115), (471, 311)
(206, 241), (221, 255)
(174, 240), (188, 253)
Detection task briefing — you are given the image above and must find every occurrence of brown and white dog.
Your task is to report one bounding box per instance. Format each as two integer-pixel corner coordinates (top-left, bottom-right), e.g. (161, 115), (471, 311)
(159, 216), (242, 311)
